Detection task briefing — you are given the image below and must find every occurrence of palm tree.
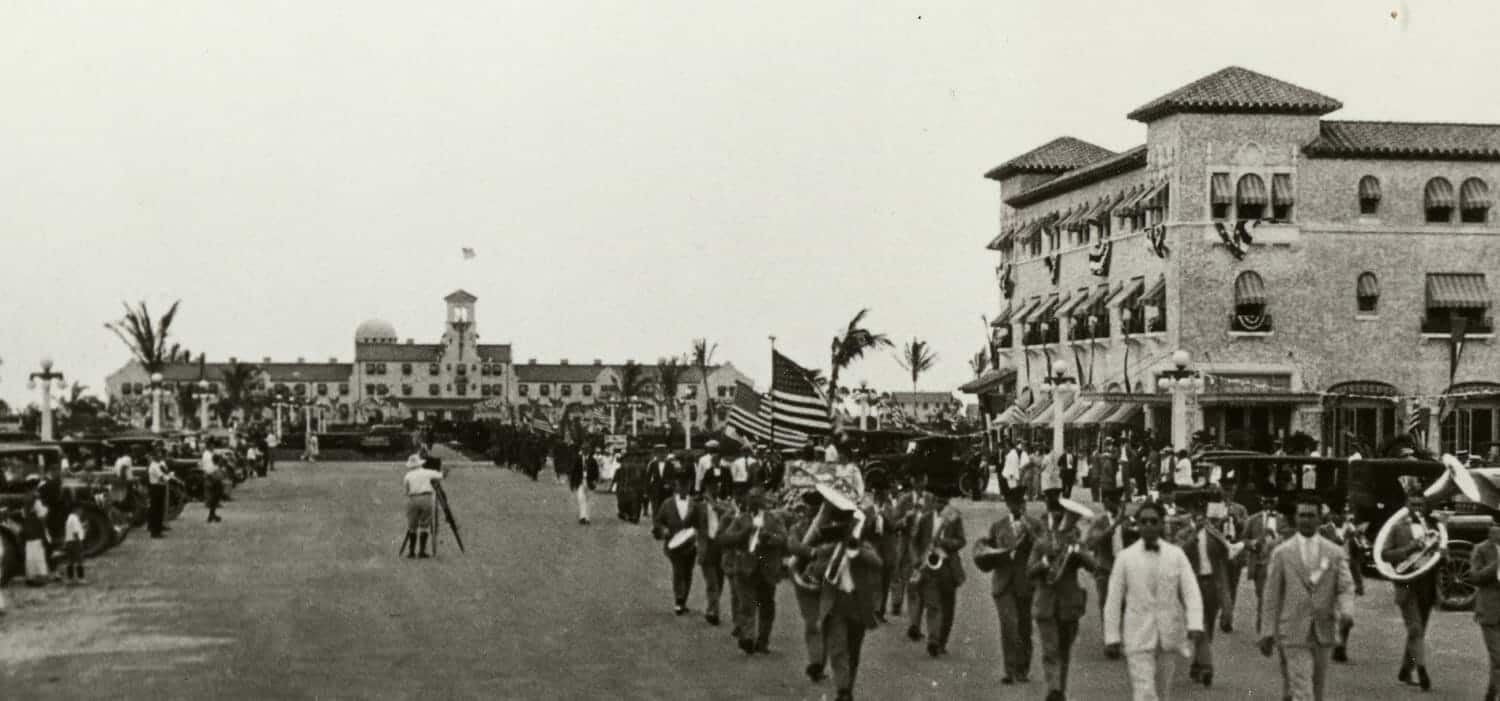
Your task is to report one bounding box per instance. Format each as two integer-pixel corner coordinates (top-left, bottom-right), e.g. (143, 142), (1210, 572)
(617, 361), (650, 435)
(805, 368), (829, 393)
(655, 357), (685, 431)
(218, 361), (261, 425)
(829, 309), (892, 413)
(104, 300), (191, 374)
(691, 338), (717, 431)
(969, 348), (987, 377)
(895, 338), (938, 394)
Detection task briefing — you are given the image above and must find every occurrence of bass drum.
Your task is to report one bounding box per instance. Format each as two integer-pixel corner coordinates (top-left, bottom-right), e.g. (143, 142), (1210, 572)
(1371, 508), (1449, 583)
(0, 525), (21, 585)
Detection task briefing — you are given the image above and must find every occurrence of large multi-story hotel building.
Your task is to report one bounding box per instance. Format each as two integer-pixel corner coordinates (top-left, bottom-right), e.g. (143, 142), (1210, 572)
(979, 66), (1498, 456)
(105, 290), (750, 429)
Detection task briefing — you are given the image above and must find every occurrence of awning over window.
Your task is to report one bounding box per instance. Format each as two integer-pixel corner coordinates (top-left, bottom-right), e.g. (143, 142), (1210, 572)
(1210, 173), (1233, 205)
(1356, 272), (1379, 298)
(1055, 204), (1086, 230)
(958, 368), (1016, 394)
(1236, 174), (1268, 206)
(1358, 175), (1382, 201)
(1426, 273), (1491, 309)
(987, 222), (1019, 250)
(1077, 283), (1113, 316)
(1053, 288), (1090, 318)
(1141, 182), (1169, 211)
(1010, 296), (1043, 323)
(1112, 183), (1150, 216)
(1234, 271), (1268, 306)
(1425, 177), (1456, 209)
(1102, 403), (1142, 425)
(1084, 193), (1121, 222)
(1461, 178), (1492, 209)
(990, 306), (1013, 327)
(1141, 275), (1166, 305)
(1022, 293), (1062, 324)
(1106, 277), (1146, 307)
(1026, 398), (1054, 425)
(1060, 399), (1095, 424)
(1073, 402), (1116, 426)
(1272, 174), (1294, 206)
(1018, 218), (1045, 242)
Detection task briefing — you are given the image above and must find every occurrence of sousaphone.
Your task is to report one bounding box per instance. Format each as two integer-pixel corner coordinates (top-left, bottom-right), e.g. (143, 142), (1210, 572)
(1371, 454), (1480, 582)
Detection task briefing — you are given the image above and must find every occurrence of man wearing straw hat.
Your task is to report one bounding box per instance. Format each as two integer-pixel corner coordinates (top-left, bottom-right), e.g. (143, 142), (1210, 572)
(804, 479), (882, 701)
(653, 474), (701, 615)
(720, 486), (788, 655)
(401, 456), (444, 559)
(1030, 491), (1097, 701)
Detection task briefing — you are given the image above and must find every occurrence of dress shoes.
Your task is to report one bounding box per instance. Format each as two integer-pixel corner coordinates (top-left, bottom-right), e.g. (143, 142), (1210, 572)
(925, 642), (940, 658)
(805, 663), (826, 682)
(737, 638), (756, 655)
(906, 626), (923, 642)
(1416, 665), (1430, 691)
(1331, 646), (1348, 663)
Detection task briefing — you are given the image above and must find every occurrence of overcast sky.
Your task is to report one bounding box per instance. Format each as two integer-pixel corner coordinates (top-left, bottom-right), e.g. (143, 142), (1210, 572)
(2, 0), (1497, 410)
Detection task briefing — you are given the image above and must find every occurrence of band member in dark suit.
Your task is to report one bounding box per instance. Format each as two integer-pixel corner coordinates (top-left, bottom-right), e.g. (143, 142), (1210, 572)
(979, 486), (1040, 683)
(1057, 452), (1077, 499)
(719, 486), (788, 654)
(1029, 494), (1097, 701)
(1382, 491), (1443, 691)
(1085, 488), (1134, 629)
(1318, 502), (1366, 661)
(1218, 479), (1250, 634)
(784, 492), (829, 681)
(614, 453), (644, 523)
(694, 482), (737, 626)
(896, 475), (927, 628)
(700, 455), (731, 501)
(565, 443), (598, 525)
(1464, 515), (1500, 701)
(872, 481), (906, 623)
(1243, 494), (1287, 632)
(805, 483), (882, 701)
(645, 444), (676, 518)
(653, 475), (702, 614)
(1179, 494), (1232, 688)
(910, 486), (966, 658)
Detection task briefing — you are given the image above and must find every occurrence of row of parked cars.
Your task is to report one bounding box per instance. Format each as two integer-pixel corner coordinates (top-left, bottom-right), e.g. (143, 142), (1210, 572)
(0, 430), (258, 583)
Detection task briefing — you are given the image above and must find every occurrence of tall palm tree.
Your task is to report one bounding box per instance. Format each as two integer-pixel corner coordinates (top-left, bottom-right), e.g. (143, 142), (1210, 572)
(104, 300), (191, 374)
(690, 338), (717, 431)
(218, 361), (261, 425)
(969, 348), (987, 377)
(828, 309), (892, 413)
(617, 361), (650, 435)
(895, 338), (938, 393)
(655, 357), (685, 430)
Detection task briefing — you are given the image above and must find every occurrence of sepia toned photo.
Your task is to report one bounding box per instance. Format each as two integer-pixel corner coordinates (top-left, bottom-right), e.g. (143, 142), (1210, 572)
(2, 2), (1498, 699)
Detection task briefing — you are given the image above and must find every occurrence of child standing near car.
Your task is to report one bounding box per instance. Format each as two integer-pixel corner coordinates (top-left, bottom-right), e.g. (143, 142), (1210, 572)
(63, 504), (87, 584)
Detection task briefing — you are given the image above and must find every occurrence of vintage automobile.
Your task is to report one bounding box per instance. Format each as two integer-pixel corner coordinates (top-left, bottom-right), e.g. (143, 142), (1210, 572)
(843, 429), (981, 498)
(102, 434), (188, 523)
(0, 443), (130, 576)
(359, 424), (412, 457)
(1200, 452), (1486, 610)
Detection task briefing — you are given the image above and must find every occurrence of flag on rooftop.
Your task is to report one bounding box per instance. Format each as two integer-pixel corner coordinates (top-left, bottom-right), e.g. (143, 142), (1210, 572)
(461, 247), (476, 260)
(726, 381), (808, 449)
(771, 350), (832, 436)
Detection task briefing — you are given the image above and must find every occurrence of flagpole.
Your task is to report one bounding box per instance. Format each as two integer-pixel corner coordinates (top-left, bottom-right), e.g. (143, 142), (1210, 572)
(768, 335), (776, 452)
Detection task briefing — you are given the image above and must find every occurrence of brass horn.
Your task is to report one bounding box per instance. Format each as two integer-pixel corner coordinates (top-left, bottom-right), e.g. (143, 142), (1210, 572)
(1372, 507), (1447, 582)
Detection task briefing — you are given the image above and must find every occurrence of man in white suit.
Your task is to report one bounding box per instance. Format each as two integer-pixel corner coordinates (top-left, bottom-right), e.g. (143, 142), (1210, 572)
(1258, 494), (1355, 701)
(1104, 501), (1205, 701)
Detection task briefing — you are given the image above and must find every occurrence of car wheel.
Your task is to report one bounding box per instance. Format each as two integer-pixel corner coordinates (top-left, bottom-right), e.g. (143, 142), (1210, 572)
(1438, 540), (1477, 611)
(79, 503), (115, 558)
(0, 526), (20, 584)
(959, 472), (981, 500)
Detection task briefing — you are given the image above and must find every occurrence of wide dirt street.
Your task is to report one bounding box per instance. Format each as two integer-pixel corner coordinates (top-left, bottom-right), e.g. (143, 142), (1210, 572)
(0, 461), (1490, 700)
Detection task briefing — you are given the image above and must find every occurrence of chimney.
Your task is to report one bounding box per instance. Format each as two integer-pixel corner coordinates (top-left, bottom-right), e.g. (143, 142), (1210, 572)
(296, 356), (305, 363)
(528, 358), (536, 365)
(560, 359), (569, 365)
(406, 338), (414, 345)
(263, 356), (272, 363)
(593, 359), (602, 366)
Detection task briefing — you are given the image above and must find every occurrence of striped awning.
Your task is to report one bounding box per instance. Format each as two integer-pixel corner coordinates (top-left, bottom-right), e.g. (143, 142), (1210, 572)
(1074, 402), (1117, 426)
(1010, 296), (1044, 324)
(1084, 193), (1121, 222)
(1137, 181), (1169, 211)
(1356, 272), (1379, 298)
(1141, 275), (1166, 304)
(1236, 174), (1268, 206)
(1060, 399), (1095, 424)
(1358, 175), (1382, 201)
(1102, 403), (1142, 425)
(1426, 273), (1490, 309)
(1234, 271), (1268, 306)
(1055, 204), (1086, 230)
(1106, 277), (1146, 307)
(1076, 283), (1113, 317)
(990, 306), (1014, 326)
(1112, 184), (1150, 216)
(1210, 173), (1233, 205)
(1026, 398), (1053, 424)
(1272, 174), (1294, 207)
(1054, 288), (1091, 318)
(1461, 178), (1492, 209)
(990, 406), (1025, 426)
(1425, 177), (1456, 209)
(1022, 293), (1062, 324)
(987, 223), (1017, 250)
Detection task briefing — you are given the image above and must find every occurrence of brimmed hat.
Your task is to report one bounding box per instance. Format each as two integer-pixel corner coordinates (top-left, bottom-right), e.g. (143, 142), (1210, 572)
(815, 480), (860, 512)
(1057, 496), (1094, 524)
(705, 440), (720, 449)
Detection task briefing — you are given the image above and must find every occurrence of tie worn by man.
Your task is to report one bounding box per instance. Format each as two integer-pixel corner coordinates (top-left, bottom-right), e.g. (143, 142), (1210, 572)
(1258, 495), (1355, 701)
(694, 486), (735, 626)
(981, 488), (1039, 683)
(1104, 501), (1205, 701)
(1465, 516), (1500, 701)
(1381, 493), (1443, 691)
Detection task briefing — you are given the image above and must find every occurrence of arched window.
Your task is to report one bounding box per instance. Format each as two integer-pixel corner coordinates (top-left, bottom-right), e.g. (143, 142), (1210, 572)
(1358, 175), (1381, 215)
(1425, 177), (1455, 223)
(1236, 174), (1267, 220)
(1460, 177), (1491, 223)
(1322, 381), (1399, 457)
(1231, 270), (1271, 332)
(1356, 272), (1379, 313)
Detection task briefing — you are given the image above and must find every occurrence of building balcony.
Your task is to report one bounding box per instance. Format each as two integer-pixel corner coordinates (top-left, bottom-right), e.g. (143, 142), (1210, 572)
(1420, 314), (1495, 337)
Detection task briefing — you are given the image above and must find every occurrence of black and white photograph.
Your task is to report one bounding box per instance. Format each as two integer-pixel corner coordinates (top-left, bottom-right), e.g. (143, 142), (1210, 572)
(2, 2), (1499, 699)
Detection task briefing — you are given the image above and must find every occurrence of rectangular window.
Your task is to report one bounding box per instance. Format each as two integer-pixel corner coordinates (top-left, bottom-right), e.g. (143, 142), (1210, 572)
(365, 363), (378, 374)
(456, 384), (467, 397)
(294, 384), (307, 395)
(429, 384), (440, 396)
(718, 386), (732, 398)
(402, 385), (413, 396)
(540, 384), (551, 397)
(339, 383), (350, 395)
(366, 384), (377, 396)
(582, 384), (593, 397)
(402, 363), (412, 375)
(1426, 206), (1452, 224)
(518, 384), (529, 397)
(317, 383), (328, 395)
(561, 384), (573, 397)
(480, 365), (491, 377)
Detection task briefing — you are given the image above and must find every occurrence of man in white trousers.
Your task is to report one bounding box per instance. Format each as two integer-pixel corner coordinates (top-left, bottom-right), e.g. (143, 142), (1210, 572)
(1105, 500), (1204, 701)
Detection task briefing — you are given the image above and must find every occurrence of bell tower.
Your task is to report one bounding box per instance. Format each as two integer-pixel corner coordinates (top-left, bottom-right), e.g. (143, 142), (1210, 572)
(442, 289), (479, 360)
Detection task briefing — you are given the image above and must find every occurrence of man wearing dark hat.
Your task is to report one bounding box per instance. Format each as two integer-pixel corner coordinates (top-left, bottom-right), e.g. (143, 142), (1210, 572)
(1244, 494), (1287, 633)
(1181, 493), (1232, 688)
(871, 480), (905, 624)
(1086, 488), (1132, 628)
(910, 486), (966, 658)
(645, 444), (676, 518)
(1465, 515), (1500, 701)
(653, 475), (702, 615)
(805, 483), (882, 701)
(720, 486), (788, 654)
(979, 486), (1039, 682)
(700, 450), (731, 501)
(1030, 493), (1097, 701)
(892, 474), (925, 621)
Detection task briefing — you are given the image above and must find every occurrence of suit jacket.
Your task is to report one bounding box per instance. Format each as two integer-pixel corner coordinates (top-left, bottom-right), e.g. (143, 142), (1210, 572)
(1259, 535), (1355, 647)
(910, 507), (967, 588)
(983, 511), (1041, 596)
(809, 533), (883, 629)
(653, 496), (703, 558)
(1465, 540), (1500, 626)
(566, 452), (599, 491)
(1028, 532), (1097, 621)
(1243, 510), (1286, 571)
(1086, 509), (1134, 577)
(1181, 523), (1232, 594)
(700, 466), (731, 498)
(873, 497), (905, 568)
(1104, 540), (1205, 654)
(718, 509), (789, 583)
(1379, 510), (1441, 602)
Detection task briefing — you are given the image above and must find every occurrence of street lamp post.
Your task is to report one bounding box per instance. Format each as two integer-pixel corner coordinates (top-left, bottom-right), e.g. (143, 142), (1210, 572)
(193, 379), (217, 430)
(1036, 359), (1078, 460)
(28, 358), (65, 441)
(148, 372), (166, 433)
(1157, 350), (1207, 452)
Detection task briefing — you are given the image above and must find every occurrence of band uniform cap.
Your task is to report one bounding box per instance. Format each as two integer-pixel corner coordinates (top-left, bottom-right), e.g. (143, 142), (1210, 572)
(653, 443), (668, 449)
(1004, 486), (1028, 503)
(705, 440), (720, 449)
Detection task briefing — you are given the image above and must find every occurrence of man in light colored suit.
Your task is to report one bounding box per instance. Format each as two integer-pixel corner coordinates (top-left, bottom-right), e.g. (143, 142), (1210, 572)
(1104, 501), (1204, 701)
(1465, 515), (1500, 701)
(1258, 495), (1355, 701)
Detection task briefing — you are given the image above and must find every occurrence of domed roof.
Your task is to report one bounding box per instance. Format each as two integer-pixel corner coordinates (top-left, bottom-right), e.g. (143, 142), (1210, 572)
(355, 318), (398, 343)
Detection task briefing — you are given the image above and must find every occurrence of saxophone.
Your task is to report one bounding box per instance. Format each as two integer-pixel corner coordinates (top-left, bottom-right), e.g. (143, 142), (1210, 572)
(1044, 529), (1078, 585)
(924, 515), (949, 571)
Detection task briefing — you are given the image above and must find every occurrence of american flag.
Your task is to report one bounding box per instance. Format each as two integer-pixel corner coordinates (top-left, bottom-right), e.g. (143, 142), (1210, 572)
(771, 350), (832, 436)
(726, 382), (808, 449)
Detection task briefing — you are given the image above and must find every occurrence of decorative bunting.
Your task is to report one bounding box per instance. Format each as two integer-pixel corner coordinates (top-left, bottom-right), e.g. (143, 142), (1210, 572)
(1145, 225), (1170, 259)
(1197, 373), (1500, 402)
(996, 264), (1015, 299)
(1215, 222), (1246, 260)
(1043, 253), (1061, 285)
(1235, 219), (1262, 245)
(1088, 240), (1113, 276)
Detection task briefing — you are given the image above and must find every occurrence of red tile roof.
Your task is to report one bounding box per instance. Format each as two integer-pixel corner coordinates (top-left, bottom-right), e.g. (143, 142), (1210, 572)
(984, 137), (1116, 181)
(355, 343), (444, 362)
(1304, 120), (1500, 160)
(1004, 145), (1148, 207)
(1126, 66), (1341, 123)
(476, 344), (513, 363)
(151, 362), (353, 384)
(515, 364), (612, 383)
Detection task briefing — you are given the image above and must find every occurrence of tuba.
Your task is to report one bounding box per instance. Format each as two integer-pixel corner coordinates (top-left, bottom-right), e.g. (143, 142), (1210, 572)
(1370, 454), (1491, 583)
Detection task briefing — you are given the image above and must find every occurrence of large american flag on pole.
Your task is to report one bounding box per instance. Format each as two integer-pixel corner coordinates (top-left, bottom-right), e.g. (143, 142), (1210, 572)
(771, 350), (833, 436)
(726, 382), (808, 449)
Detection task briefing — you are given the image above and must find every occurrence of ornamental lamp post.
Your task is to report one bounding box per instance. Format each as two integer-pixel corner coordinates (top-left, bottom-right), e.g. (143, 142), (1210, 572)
(1036, 359), (1077, 460)
(1156, 349), (1206, 452)
(148, 372), (166, 433)
(27, 357), (65, 441)
(193, 379), (217, 430)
